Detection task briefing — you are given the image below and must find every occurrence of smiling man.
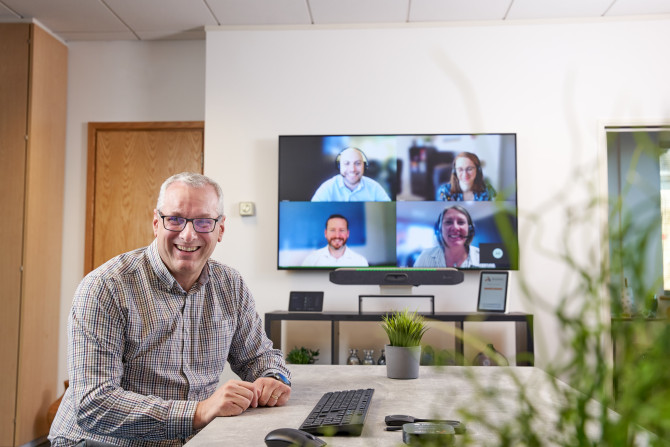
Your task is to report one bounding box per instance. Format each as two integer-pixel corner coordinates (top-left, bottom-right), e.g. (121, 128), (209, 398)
(301, 214), (369, 267)
(311, 147), (391, 202)
(49, 173), (291, 447)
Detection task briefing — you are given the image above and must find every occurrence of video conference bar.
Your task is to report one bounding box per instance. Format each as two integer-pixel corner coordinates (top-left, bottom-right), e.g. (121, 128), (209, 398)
(329, 268), (464, 287)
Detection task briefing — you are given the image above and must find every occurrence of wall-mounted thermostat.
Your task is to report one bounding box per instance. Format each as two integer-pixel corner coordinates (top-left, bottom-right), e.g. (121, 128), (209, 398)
(239, 201), (256, 216)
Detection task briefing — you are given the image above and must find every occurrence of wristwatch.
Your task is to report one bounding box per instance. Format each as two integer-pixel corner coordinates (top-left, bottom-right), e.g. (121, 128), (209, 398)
(265, 372), (291, 387)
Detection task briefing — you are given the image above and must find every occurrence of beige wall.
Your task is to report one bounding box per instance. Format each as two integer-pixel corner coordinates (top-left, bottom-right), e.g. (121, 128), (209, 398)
(59, 40), (206, 381)
(60, 17), (670, 384)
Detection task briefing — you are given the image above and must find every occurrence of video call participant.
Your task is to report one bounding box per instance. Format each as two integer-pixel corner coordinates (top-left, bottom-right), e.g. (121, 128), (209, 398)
(311, 147), (391, 202)
(414, 205), (495, 268)
(436, 151), (496, 201)
(302, 214), (369, 267)
(49, 173), (291, 447)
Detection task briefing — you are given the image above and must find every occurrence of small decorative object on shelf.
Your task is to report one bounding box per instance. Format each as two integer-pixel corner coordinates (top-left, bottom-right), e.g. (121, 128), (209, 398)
(473, 343), (508, 366)
(377, 349), (386, 365)
(286, 346), (319, 364)
(363, 349), (375, 365)
(347, 348), (361, 365)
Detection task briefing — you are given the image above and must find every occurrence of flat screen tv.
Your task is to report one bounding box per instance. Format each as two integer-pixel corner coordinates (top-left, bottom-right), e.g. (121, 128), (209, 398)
(278, 134), (519, 277)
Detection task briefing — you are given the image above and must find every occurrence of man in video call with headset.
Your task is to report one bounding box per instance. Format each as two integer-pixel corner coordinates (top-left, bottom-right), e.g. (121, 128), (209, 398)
(311, 146), (391, 202)
(302, 214), (369, 267)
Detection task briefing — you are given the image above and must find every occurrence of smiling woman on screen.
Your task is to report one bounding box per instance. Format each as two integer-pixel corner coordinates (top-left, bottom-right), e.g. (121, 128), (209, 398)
(414, 205), (494, 268)
(436, 152), (496, 201)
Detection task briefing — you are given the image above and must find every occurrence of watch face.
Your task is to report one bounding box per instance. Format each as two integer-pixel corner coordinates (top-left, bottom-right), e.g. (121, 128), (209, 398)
(271, 372), (291, 386)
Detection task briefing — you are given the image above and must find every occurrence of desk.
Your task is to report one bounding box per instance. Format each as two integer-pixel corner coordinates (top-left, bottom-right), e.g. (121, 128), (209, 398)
(265, 311), (534, 366)
(185, 365), (585, 446)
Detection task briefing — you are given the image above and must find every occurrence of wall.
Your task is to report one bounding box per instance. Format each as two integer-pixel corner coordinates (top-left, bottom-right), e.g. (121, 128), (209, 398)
(59, 40), (206, 381)
(203, 18), (670, 370)
(59, 17), (670, 384)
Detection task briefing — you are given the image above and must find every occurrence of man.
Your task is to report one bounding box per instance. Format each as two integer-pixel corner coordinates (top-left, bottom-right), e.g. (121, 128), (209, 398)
(301, 214), (369, 267)
(311, 147), (391, 201)
(49, 173), (291, 447)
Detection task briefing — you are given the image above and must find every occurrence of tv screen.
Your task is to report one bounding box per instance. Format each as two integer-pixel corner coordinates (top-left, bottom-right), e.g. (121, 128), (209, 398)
(278, 134), (518, 271)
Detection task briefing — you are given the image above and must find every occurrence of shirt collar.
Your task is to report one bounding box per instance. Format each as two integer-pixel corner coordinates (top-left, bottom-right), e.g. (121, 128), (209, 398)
(335, 175), (364, 193)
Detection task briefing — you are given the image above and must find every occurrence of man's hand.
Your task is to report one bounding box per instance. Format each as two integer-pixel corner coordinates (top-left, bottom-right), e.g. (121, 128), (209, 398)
(254, 377), (291, 407)
(193, 380), (258, 429)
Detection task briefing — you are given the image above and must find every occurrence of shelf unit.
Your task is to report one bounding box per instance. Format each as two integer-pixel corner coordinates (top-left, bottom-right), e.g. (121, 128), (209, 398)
(265, 311), (534, 366)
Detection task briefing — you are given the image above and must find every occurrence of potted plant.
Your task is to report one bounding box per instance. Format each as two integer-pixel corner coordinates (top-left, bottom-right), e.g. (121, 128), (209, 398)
(286, 346), (319, 364)
(381, 309), (428, 379)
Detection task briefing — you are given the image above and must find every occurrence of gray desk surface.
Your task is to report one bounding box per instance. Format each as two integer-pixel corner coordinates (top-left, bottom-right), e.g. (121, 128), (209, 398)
(185, 364), (583, 446)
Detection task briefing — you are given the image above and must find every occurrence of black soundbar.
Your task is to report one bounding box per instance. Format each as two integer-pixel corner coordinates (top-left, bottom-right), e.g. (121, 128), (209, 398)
(329, 268), (464, 286)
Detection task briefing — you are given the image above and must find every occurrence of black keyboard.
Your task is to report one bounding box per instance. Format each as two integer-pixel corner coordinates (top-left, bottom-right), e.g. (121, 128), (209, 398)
(299, 388), (374, 436)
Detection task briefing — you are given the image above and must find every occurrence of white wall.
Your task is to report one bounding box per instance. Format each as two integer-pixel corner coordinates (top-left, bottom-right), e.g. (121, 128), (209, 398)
(59, 40), (206, 382)
(203, 18), (670, 370)
(59, 17), (670, 384)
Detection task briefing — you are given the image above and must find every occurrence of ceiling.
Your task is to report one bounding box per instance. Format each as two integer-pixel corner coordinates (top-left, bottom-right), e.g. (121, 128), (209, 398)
(0, 0), (669, 42)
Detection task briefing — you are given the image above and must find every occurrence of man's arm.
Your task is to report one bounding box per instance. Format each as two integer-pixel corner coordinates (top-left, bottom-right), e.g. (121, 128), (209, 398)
(222, 268), (291, 384)
(68, 276), (196, 441)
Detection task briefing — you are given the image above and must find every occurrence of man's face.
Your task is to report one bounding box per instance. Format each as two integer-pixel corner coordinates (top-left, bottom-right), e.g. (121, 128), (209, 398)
(153, 182), (224, 290)
(325, 217), (349, 250)
(338, 149), (365, 188)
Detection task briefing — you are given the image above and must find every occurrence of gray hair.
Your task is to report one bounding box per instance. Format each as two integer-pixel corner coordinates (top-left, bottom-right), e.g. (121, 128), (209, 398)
(156, 172), (224, 216)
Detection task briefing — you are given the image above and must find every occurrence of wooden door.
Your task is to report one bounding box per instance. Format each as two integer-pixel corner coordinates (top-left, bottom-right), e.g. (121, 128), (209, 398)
(85, 122), (204, 274)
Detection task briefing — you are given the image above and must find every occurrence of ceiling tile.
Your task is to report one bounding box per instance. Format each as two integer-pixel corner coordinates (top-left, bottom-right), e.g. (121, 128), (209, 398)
(0, 2), (21, 20)
(137, 29), (207, 40)
(309, 0), (410, 24)
(607, 0), (670, 16)
(56, 30), (138, 41)
(507, 0), (613, 20)
(207, 0), (312, 26)
(105, 0), (217, 33)
(1, 0), (128, 32)
(409, 0), (511, 22)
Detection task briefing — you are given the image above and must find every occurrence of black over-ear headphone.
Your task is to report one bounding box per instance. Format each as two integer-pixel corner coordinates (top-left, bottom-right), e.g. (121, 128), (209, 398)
(434, 205), (475, 247)
(335, 147), (369, 171)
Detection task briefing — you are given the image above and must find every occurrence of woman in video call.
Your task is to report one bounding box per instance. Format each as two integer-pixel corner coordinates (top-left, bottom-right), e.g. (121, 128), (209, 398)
(436, 152), (496, 201)
(414, 205), (494, 268)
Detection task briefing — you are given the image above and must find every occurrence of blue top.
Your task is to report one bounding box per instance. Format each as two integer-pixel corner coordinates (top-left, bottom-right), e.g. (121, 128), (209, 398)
(436, 182), (496, 201)
(311, 175), (391, 202)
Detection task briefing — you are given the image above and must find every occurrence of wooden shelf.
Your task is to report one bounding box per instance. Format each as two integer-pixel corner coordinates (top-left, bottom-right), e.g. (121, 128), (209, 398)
(265, 311), (534, 366)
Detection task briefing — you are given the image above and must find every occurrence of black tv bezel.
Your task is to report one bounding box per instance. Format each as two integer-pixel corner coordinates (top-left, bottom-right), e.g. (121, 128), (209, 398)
(277, 132), (519, 272)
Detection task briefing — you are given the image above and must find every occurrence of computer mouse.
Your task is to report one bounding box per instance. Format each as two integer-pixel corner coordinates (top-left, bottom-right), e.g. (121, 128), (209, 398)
(264, 428), (327, 447)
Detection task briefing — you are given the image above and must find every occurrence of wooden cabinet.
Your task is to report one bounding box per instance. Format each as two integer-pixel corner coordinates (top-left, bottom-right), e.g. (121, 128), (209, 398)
(0, 22), (67, 446)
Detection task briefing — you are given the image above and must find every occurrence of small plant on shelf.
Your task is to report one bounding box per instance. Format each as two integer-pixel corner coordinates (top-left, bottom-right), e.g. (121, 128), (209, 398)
(286, 346), (319, 364)
(381, 308), (428, 347)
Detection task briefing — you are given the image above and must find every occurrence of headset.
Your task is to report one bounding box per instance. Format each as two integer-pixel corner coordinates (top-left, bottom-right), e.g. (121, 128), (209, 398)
(335, 147), (369, 171)
(434, 205), (475, 248)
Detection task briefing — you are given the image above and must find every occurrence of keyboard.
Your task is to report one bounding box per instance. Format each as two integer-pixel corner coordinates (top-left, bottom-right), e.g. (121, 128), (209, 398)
(299, 388), (374, 436)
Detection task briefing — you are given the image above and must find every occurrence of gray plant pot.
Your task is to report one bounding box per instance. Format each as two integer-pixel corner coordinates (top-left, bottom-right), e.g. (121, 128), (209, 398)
(385, 344), (421, 379)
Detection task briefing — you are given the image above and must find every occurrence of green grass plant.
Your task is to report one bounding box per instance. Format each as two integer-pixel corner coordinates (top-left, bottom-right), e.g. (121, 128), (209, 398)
(381, 309), (428, 347)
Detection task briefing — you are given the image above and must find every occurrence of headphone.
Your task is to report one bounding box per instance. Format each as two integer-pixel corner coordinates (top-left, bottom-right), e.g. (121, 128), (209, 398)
(335, 147), (369, 171)
(434, 205), (475, 248)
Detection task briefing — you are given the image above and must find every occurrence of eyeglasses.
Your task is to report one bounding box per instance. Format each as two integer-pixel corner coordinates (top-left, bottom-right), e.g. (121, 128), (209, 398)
(456, 167), (476, 175)
(158, 212), (221, 233)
